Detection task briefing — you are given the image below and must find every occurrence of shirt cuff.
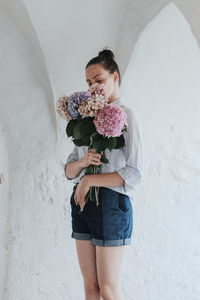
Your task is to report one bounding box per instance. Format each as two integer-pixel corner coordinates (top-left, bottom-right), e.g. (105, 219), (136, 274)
(116, 166), (143, 193)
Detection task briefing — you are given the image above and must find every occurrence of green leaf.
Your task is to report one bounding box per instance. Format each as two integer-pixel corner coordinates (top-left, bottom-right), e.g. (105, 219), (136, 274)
(72, 139), (84, 146)
(81, 136), (90, 145)
(73, 117), (96, 140)
(114, 135), (125, 149)
(91, 133), (107, 152)
(101, 153), (109, 163)
(66, 119), (77, 137)
(107, 137), (117, 151)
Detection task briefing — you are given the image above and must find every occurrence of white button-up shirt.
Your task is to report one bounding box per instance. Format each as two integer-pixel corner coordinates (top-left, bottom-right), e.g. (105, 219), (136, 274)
(65, 97), (144, 201)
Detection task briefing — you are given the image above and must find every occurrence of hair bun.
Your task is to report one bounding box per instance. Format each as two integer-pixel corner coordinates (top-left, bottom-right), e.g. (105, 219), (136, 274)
(98, 49), (115, 60)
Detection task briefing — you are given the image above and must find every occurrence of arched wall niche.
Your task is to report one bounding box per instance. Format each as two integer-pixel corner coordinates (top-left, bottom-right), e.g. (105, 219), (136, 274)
(120, 3), (200, 299)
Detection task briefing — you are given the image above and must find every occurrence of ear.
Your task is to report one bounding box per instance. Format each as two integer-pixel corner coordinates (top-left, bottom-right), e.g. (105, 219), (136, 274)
(113, 71), (119, 83)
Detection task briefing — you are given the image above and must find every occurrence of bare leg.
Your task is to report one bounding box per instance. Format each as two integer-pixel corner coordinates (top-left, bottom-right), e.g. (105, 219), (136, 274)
(96, 245), (126, 300)
(75, 240), (101, 300)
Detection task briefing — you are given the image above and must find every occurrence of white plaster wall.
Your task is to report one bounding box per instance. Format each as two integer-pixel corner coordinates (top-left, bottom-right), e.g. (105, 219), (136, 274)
(120, 3), (200, 299)
(0, 123), (9, 299)
(117, 0), (200, 76)
(0, 11), (72, 300)
(0, 1), (131, 299)
(0, 1), (200, 299)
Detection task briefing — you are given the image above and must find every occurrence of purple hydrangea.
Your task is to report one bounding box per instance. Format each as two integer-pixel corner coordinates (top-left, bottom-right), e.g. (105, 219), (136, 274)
(67, 91), (91, 118)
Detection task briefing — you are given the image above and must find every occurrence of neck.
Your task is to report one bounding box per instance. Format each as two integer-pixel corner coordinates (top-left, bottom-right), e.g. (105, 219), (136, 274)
(108, 90), (121, 104)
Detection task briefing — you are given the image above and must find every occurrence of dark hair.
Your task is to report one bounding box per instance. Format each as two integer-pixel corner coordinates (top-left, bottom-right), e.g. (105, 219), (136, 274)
(85, 47), (121, 86)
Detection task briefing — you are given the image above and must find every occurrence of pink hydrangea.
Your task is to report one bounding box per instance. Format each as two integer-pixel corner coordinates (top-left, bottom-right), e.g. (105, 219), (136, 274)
(93, 105), (128, 137)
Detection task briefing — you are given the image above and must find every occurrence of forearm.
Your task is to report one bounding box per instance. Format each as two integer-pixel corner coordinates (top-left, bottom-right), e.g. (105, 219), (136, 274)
(65, 159), (85, 179)
(84, 172), (125, 188)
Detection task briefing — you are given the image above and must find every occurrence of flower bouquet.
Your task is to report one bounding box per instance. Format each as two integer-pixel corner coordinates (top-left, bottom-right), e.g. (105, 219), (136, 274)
(56, 83), (128, 210)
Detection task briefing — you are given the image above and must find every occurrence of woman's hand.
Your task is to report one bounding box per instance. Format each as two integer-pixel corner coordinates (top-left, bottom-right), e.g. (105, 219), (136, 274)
(75, 148), (103, 211)
(74, 176), (90, 211)
(80, 148), (103, 168)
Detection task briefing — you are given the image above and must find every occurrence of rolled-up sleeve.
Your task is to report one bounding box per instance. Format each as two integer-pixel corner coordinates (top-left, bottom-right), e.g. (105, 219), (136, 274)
(116, 107), (144, 192)
(65, 144), (79, 180)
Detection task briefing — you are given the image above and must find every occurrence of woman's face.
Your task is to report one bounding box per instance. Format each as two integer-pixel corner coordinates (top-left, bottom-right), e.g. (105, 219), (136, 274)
(85, 64), (119, 100)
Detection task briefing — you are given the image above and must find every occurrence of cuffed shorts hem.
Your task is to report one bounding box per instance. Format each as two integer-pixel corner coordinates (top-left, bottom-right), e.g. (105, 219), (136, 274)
(71, 232), (92, 240)
(71, 232), (132, 247)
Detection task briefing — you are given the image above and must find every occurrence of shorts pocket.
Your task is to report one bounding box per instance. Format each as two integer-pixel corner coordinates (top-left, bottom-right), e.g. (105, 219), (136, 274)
(117, 194), (130, 213)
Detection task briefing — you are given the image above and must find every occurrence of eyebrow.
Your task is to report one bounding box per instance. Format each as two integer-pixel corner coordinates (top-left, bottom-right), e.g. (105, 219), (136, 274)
(86, 73), (102, 83)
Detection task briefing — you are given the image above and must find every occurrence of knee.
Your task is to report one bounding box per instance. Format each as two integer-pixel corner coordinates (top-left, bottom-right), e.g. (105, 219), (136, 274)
(84, 281), (100, 296)
(99, 284), (118, 300)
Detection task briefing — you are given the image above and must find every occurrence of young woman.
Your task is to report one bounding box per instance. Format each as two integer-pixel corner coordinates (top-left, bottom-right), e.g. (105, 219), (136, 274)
(65, 49), (143, 300)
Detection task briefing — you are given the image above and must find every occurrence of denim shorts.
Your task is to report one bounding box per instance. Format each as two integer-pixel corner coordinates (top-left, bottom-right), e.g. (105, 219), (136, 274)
(70, 186), (133, 247)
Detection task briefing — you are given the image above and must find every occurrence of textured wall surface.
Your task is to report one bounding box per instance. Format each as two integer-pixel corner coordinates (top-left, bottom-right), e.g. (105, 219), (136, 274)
(0, 1), (200, 299)
(120, 3), (200, 300)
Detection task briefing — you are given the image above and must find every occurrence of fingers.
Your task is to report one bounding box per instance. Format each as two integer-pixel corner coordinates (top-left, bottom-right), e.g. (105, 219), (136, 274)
(76, 198), (86, 210)
(90, 161), (102, 166)
(80, 203), (85, 211)
(90, 155), (102, 164)
(91, 159), (102, 166)
(88, 149), (103, 158)
(88, 148), (103, 157)
(87, 149), (104, 166)
(74, 191), (86, 209)
(92, 156), (102, 162)
(88, 148), (96, 152)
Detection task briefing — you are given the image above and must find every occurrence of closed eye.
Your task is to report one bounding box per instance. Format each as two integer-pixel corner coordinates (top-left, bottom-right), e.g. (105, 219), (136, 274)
(88, 80), (102, 87)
